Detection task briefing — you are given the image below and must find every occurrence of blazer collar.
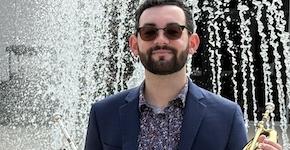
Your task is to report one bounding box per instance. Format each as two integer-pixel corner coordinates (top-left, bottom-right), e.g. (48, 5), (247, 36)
(119, 81), (207, 150)
(178, 81), (207, 150)
(119, 87), (140, 150)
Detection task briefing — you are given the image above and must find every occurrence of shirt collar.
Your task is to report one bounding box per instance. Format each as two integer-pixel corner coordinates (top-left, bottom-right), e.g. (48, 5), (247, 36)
(138, 78), (189, 112)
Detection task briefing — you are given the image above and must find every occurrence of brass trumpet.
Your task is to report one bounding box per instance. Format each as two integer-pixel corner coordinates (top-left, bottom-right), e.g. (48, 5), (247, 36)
(243, 102), (278, 150)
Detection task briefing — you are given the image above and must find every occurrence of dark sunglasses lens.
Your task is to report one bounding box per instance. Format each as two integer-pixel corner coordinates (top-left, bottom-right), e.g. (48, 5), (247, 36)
(139, 24), (184, 41)
(140, 27), (158, 41)
(165, 25), (182, 40)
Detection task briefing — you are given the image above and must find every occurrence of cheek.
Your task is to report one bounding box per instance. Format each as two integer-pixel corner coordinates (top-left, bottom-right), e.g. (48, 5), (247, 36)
(175, 40), (189, 50)
(137, 41), (151, 52)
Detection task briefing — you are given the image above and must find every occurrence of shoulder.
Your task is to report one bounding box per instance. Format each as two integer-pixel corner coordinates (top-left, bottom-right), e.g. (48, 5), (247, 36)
(91, 86), (139, 113)
(188, 82), (241, 114)
(188, 83), (247, 150)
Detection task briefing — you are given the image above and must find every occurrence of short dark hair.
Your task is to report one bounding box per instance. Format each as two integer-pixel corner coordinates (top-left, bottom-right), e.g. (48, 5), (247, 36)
(135, 0), (193, 33)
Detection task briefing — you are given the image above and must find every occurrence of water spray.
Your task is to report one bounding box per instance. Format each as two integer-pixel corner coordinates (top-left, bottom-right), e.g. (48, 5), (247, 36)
(51, 114), (78, 150)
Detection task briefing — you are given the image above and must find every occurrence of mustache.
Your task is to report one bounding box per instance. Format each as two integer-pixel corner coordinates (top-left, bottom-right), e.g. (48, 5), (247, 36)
(149, 45), (177, 54)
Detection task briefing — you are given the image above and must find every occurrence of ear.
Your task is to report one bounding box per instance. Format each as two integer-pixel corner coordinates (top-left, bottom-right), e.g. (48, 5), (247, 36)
(188, 33), (200, 55)
(129, 34), (139, 56)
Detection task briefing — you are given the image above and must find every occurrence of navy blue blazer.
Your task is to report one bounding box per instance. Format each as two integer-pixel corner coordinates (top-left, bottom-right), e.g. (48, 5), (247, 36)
(85, 81), (247, 150)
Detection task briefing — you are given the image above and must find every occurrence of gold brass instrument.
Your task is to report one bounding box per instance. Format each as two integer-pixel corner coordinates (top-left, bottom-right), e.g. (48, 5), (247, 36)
(243, 102), (278, 150)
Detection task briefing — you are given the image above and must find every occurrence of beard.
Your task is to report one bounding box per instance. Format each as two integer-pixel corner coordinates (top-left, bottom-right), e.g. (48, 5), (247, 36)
(138, 45), (189, 75)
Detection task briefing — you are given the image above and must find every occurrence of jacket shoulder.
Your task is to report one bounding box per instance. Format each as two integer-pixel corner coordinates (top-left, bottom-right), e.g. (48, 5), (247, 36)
(188, 82), (240, 113)
(91, 87), (139, 112)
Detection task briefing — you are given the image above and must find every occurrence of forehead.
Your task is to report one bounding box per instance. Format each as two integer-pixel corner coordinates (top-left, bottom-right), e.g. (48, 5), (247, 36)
(139, 5), (186, 27)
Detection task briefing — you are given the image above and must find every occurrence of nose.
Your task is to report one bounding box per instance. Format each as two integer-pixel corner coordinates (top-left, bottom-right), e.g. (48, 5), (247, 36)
(153, 30), (170, 45)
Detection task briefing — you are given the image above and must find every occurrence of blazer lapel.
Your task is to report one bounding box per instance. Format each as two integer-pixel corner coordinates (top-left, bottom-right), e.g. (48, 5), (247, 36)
(119, 87), (140, 150)
(178, 82), (207, 150)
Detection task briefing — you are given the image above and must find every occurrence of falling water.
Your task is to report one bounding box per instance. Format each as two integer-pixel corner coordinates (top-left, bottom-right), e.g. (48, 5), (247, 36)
(0, 0), (289, 149)
(269, 0), (290, 147)
(201, 0), (223, 95)
(238, 1), (254, 131)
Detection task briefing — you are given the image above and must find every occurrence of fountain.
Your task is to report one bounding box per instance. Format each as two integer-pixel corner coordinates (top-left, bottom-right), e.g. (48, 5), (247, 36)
(0, 0), (289, 149)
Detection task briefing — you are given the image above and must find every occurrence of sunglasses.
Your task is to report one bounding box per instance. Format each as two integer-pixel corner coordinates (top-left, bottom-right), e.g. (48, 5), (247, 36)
(137, 23), (191, 41)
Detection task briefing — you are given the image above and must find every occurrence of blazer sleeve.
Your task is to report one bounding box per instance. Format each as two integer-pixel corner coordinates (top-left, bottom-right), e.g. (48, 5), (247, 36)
(85, 104), (103, 150)
(226, 105), (248, 150)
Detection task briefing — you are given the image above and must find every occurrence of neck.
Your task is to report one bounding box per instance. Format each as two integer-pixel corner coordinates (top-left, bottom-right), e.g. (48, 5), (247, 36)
(143, 67), (187, 108)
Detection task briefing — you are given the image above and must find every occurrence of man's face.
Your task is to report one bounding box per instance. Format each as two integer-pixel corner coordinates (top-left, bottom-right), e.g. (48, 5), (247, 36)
(136, 5), (191, 75)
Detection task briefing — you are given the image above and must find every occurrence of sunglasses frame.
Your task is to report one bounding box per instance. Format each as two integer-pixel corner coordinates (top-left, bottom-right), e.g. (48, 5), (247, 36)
(137, 23), (191, 41)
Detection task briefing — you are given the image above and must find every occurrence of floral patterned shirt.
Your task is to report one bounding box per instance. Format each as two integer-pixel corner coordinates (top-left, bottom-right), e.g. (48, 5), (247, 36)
(138, 80), (188, 150)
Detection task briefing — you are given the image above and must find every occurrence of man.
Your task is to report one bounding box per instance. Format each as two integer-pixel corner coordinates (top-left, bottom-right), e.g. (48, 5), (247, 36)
(85, 0), (282, 149)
